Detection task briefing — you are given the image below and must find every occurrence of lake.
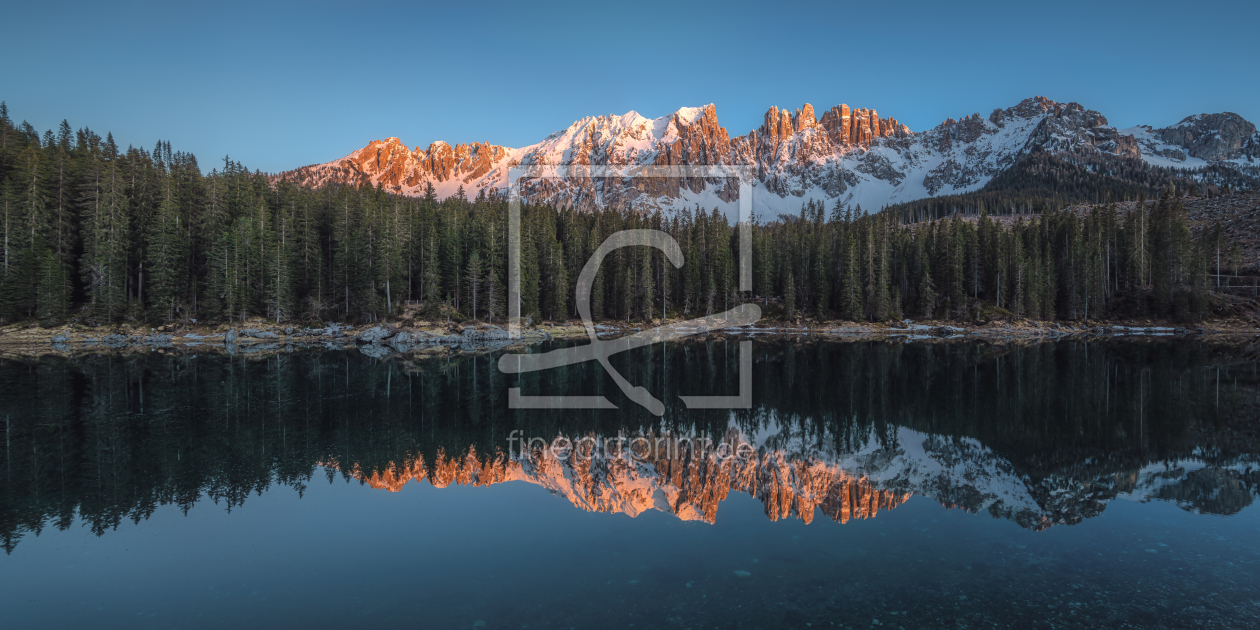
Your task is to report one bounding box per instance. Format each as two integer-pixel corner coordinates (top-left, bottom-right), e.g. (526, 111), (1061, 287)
(1, 338), (1258, 629)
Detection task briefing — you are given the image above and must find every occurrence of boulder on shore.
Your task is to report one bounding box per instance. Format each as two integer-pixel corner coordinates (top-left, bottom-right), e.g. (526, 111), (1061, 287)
(240, 329), (279, 340)
(461, 325), (511, 341)
(357, 326), (393, 344)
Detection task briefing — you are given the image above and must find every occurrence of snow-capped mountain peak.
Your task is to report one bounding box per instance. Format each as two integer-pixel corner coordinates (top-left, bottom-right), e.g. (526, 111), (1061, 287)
(276, 96), (1259, 216)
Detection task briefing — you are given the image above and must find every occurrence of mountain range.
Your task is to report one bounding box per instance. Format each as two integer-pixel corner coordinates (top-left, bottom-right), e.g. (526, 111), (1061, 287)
(278, 96), (1260, 216)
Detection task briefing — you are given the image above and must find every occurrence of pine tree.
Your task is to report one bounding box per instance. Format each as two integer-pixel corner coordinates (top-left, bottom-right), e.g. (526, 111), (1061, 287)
(466, 249), (483, 321)
(838, 225), (861, 321)
(638, 240), (655, 321)
(265, 209), (294, 322)
(421, 235), (439, 311)
(145, 178), (189, 321)
(82, 154), (129, 321)
(621, 254), (636, 322)
(484, 212), (505, 324)
(784, 271), (796, 319)
(520, 222), (539, 320)
(946, 218), (965, 318)
(872, 219), (891, 320)
(586, 222), (605, 320)
(811, 232), (830, 320)
(916, 233), (936, 318)
(35, 243), (69, 323)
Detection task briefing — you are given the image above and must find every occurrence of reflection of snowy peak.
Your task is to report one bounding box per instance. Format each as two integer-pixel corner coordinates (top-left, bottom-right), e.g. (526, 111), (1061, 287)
(280, 96), (1259, 216)
(1122, 460), (1260, 516)
(760, 427), (1058, 529)
(352, 434), (908, 526)
(348, 426), (1259, 529)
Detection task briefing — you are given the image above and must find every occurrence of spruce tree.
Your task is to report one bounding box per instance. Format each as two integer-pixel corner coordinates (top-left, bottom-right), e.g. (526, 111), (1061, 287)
(838, 227), (861, 321)
(145, 178), (189, 322)
(82, 154), (129, 321)
(784, 271), (796, 320)
(638, 241), (654, 322)
(35, 243), (69, 323)
(916, 234), (935, 319)
(466, 249), (483, 321)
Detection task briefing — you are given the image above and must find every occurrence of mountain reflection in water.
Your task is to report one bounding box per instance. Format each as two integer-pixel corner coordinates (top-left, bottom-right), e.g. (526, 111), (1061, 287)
(2, 338), (1258, 552)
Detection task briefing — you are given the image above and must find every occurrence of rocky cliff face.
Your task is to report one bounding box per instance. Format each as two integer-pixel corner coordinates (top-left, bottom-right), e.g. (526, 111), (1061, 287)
(283, 137), (511, 191)
(1123, 112), (1260, 168)
(278, 97), (1258, 216)
(1155, 113), (1259, 161)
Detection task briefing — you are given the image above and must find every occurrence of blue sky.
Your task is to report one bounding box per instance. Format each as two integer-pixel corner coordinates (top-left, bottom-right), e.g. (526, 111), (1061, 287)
(3, 0), (1257, 174)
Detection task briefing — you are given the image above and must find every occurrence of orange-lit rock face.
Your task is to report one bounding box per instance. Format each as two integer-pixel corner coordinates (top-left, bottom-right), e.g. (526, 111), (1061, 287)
(341, 437), (909, 525)
(356, 457), (427, 493)
(332, 138), (511, 190)
(275, 100), (912, 205)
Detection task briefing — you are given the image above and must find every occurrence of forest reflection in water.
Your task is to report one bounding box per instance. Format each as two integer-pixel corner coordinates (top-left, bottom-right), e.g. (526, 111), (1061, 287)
(2, 337), (1259, 553)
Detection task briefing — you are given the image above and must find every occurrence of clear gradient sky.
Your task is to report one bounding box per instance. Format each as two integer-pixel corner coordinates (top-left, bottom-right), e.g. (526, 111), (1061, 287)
(3, 0), (1257, 174)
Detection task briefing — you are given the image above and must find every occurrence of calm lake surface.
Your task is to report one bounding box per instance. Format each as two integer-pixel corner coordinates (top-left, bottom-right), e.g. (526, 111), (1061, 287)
(2, 338), (1259, 629)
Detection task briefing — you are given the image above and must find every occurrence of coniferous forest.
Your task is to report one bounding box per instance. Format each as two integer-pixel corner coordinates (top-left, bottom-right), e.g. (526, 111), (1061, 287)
(0, 103), (1245, 327)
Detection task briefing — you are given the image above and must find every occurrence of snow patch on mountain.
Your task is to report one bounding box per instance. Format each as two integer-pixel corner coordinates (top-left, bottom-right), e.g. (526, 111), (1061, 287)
(1121, 125), (1211, 168)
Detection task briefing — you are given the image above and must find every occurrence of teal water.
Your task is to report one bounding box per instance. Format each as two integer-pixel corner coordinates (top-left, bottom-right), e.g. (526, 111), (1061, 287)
(1, 339), (1258, 629)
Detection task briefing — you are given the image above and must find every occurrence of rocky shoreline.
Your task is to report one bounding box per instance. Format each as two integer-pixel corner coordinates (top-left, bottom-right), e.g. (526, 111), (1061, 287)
(2, 315), (1258, 360)
(0, 320), (550, 359)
